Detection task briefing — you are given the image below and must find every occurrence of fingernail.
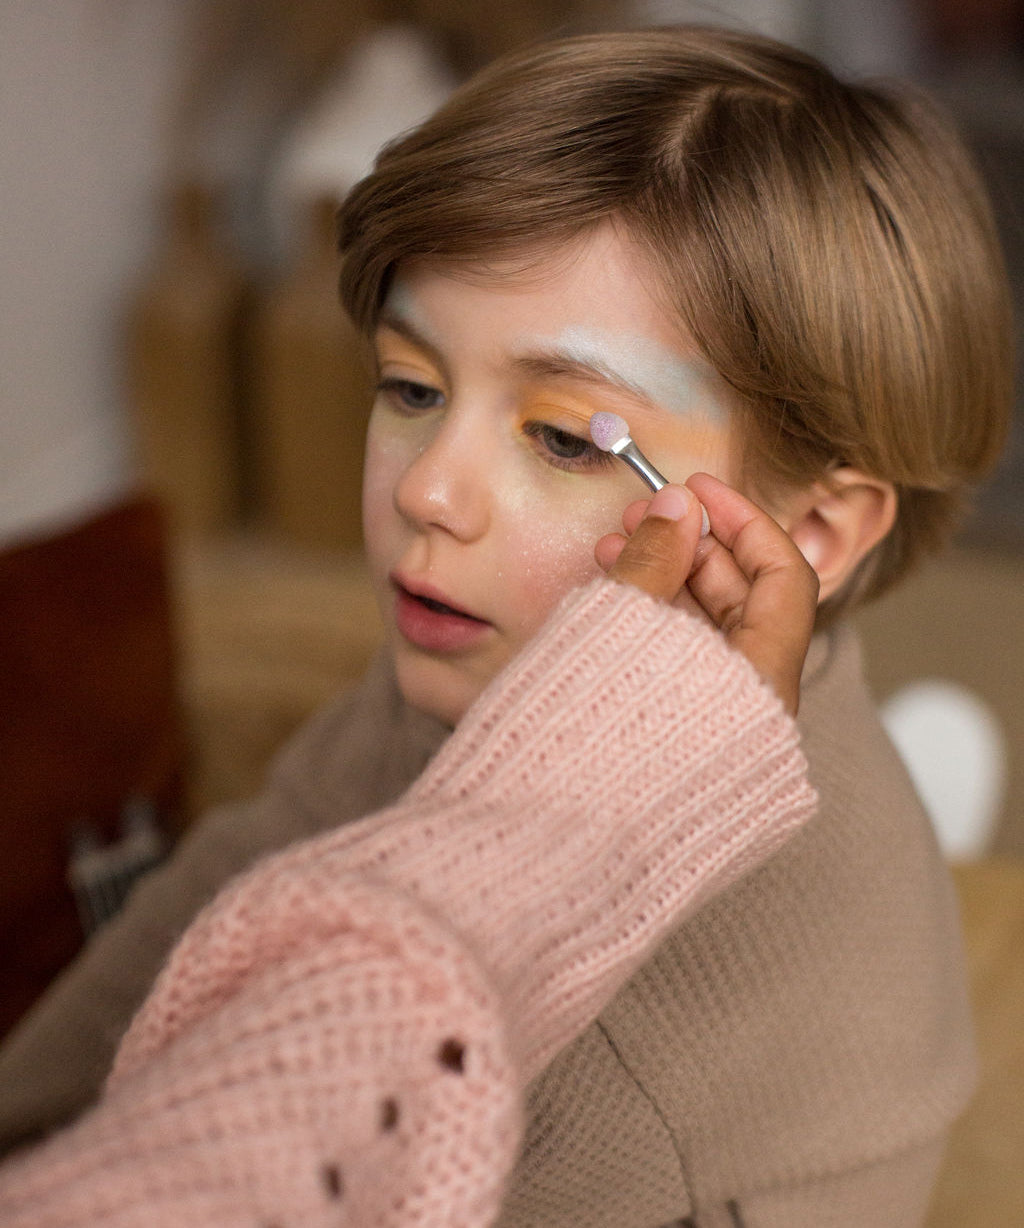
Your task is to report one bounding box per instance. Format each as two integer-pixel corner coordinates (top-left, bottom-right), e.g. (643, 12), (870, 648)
(699, 503), (711, 538)
(644, 484), (693, 521)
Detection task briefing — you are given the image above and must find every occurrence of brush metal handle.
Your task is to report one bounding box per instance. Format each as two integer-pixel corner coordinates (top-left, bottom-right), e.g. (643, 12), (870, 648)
(615, 439), (669, 491)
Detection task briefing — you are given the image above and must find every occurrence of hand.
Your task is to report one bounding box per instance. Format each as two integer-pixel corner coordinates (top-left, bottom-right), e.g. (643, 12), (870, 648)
(594, 475), (819, 715)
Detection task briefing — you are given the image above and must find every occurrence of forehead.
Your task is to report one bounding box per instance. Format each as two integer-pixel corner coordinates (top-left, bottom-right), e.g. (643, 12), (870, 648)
(385, 224), (678, 342)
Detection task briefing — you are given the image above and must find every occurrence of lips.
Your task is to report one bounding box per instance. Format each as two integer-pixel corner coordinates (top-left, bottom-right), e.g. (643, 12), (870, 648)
(391, 575), (492, 654)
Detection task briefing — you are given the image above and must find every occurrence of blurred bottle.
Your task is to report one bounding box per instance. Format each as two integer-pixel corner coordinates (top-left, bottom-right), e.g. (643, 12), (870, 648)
(127, 181), (249, 537)
(252, 193), (374, 552)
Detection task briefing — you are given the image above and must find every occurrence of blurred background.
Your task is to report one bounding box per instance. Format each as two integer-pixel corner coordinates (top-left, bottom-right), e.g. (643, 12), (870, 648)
(1, 2), (1021, 1223)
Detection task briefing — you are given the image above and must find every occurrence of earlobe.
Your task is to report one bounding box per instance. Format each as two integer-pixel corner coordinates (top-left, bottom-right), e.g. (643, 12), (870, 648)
(784, 469), (897, 603)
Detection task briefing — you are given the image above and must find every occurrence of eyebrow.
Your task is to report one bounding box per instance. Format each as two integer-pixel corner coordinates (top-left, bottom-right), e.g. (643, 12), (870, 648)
(378, 308), (661, 411)
(509, 350), (659, 409)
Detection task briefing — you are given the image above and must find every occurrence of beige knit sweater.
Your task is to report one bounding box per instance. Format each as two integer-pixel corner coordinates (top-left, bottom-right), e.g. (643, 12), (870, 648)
(0, 591), (975, 1225)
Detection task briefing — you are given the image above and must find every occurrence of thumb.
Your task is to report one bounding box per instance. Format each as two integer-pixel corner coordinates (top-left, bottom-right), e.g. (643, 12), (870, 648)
(606, 485), (704, 603)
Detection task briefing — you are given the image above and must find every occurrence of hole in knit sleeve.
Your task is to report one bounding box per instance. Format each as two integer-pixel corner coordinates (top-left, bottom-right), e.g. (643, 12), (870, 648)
(321, 1163), (344, 1200)
(437, 1037), (467, 1073)
(380, 1097), (400, 1131)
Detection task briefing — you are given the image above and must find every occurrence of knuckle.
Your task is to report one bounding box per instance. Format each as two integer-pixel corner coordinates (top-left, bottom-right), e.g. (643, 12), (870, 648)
(629, 543), (676, 572)
(626, 525), (682, 571)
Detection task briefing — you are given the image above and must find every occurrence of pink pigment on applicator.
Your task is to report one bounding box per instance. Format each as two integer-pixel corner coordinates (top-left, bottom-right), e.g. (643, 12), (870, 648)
(589, 412), (710, 536)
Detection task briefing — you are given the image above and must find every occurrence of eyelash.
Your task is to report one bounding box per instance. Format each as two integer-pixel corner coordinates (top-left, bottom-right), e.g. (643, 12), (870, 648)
(376, 377), (616, 474)
(522, 421), (616, 474)
(377, 377), (444, 413)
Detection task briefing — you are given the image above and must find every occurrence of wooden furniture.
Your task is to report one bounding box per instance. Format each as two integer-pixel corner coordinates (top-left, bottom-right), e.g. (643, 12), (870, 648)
(0, 497), (182, 1038)
(171, 536), (382, 817)
(127, 185), (249, 539)
(927, 859), (1024, 1226)
(252, 196), (375, 553)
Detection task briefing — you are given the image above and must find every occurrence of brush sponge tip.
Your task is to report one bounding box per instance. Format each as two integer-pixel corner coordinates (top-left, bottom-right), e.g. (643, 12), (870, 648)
(589, 411), (630, 452)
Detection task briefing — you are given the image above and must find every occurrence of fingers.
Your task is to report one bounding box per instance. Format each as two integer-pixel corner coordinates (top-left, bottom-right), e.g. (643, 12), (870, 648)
(595, 474), (819, 714)
(599, 485), (705, 603)
(685, 473), (818, 615)
(686, 473), (819, 714)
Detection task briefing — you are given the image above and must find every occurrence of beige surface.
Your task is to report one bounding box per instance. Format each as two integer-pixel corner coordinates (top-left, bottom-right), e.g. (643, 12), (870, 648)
(855, 545), (1024, 857)
(927, 860), (1024, 1227)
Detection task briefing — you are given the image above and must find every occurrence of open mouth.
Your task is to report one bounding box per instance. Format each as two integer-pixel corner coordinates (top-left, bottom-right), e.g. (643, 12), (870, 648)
(414, 592), (483, 620)
(395, 578), (487, 623)
(393, 579), (491, 653)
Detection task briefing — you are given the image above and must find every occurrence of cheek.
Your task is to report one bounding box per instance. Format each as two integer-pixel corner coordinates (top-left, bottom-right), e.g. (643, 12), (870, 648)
(361, 415), (409, 559)
(494, 484), (618, 637)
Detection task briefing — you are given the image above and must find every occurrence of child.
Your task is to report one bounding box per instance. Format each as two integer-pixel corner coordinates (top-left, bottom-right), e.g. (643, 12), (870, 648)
(0, 23), (1012, 1227)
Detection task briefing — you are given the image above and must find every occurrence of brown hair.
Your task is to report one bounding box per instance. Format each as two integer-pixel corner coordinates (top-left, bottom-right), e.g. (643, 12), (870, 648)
(338, 26), (1014, 612)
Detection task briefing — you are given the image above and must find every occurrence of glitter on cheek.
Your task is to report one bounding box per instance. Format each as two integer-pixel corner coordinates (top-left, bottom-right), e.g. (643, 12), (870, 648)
(363, 408), (419, 488)
(490, 467), (622, 632)
(360, 406), (432, 581)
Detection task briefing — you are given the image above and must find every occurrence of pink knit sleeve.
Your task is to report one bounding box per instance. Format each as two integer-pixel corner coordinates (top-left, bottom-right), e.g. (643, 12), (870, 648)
(0, 579), (816, 1228)
(0, 879), (521, 1228)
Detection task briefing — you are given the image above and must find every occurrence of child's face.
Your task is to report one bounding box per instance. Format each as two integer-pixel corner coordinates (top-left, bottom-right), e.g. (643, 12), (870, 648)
(362, 224), (735, 726)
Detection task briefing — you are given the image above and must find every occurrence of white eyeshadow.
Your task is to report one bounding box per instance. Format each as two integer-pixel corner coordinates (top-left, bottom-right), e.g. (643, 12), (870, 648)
(543, 325), (726, 426)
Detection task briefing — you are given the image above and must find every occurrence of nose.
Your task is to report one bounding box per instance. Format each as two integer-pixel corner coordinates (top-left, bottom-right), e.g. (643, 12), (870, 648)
(392, 409), (493, 541)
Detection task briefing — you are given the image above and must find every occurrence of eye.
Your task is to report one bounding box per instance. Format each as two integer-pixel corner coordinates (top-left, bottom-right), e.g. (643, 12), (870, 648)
(523, 421), (616, 473)
(538, 424), (590, 460)
(377, 377), (445, 413)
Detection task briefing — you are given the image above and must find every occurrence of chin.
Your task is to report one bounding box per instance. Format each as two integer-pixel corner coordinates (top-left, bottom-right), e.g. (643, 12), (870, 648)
(392, 653), (480, 729)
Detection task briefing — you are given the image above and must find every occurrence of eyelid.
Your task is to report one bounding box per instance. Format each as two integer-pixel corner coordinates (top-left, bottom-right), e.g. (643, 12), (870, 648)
(376, 353), (443, 382)
(374, 334), (444, 381)
(521, 400), (594, 434)
(524, 380), (667, 428)
(375, 362), (447, 410)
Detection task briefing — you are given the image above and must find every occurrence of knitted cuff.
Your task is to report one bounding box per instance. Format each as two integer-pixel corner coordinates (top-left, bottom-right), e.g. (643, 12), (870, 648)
(6, 881), (520, 1228)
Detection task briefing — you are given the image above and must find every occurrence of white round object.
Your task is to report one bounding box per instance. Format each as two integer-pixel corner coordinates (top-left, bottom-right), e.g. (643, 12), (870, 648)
(881, 679), (1007, 861)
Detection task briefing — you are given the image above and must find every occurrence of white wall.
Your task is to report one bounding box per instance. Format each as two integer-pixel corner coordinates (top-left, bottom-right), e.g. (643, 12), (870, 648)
(0, 1), (186, 548)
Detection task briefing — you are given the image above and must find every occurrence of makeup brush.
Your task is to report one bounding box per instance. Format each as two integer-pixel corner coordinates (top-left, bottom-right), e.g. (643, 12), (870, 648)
(589, 411), (669, 490)
(590, 411), (710, 536)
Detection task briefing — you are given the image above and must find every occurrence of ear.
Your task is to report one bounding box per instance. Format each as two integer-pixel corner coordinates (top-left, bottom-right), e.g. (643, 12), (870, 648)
(776, 468), (898, 604)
